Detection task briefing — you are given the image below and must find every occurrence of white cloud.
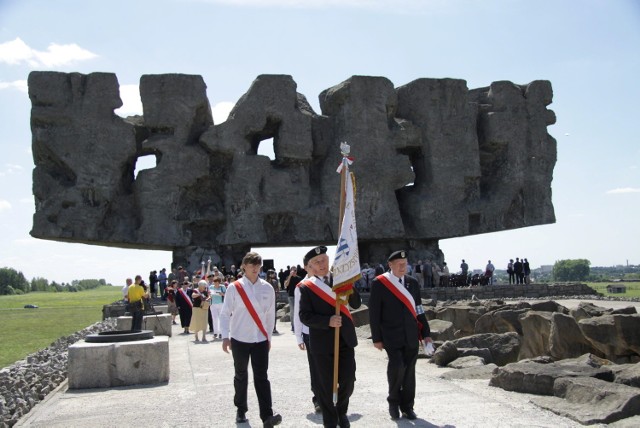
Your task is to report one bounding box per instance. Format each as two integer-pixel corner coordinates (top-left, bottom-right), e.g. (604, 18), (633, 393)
(0, 37), (98, 68)
(606, 187), (640, 194)
(0, 164), (23, 177)
(0, 200), (12, 212)
(0, 79), (28, 92)
(115, 84), (143, 117)
(20, 197), (34, 204)
(212, 101), (235, 124)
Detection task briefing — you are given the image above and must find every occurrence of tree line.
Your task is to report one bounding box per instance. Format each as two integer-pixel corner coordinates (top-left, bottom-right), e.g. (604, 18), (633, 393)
(0, 267), (108, 295)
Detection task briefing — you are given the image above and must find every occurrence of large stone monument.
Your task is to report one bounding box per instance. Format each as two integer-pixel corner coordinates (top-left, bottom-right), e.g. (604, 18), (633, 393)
(28, 72), (556, 268)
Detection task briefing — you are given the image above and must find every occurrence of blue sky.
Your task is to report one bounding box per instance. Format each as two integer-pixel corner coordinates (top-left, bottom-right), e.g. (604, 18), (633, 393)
(0, 0), (638, 285)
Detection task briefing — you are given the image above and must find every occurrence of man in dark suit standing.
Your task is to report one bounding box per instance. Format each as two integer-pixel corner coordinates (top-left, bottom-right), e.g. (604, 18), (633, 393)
(369, 250), (432, 421)
(299, 246), (361, 428)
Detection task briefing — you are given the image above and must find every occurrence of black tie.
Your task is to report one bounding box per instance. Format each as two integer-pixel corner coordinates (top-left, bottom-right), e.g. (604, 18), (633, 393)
(399, 277), (403, 285)
(323, 276), (331, 286)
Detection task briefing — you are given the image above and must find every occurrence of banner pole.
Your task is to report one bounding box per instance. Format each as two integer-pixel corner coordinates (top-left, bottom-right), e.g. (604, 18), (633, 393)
(332, 156), (347, 405)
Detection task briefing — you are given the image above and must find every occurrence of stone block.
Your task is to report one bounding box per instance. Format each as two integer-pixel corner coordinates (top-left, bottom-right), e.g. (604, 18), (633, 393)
(116, 313), (172, 336)
(68, 336), (169, 389)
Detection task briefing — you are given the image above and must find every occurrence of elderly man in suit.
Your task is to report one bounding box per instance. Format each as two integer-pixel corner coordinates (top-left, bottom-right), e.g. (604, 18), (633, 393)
(298, 246), (361, 428)
(369, 250), (432, 421)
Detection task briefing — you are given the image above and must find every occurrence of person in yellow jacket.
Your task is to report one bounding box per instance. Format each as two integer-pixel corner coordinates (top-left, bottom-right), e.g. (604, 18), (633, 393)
(128, 275), (149, 331)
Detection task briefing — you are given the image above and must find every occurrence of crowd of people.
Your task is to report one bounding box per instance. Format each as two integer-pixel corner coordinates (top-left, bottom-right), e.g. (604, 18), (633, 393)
(354, 257), (534, 290)
(121, 250), (533, 427)
(120, 246), (435, 428)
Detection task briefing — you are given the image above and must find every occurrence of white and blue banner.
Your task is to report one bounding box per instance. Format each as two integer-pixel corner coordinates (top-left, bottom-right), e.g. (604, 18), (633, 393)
(332, 158), (361, 291)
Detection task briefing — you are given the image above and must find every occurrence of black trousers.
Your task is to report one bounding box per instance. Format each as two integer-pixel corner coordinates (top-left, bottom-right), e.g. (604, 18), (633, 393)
(385, 345), (418, 411)
(178, 306), (192, 328)
(130, 306), (143, 332)
(231, 338), (274, 422)
(303, 333), (319, 405)
(312, 345), (355, 428)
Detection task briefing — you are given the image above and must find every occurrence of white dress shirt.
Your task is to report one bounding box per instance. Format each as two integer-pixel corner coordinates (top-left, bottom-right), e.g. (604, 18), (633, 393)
(220, 276), (275, 343)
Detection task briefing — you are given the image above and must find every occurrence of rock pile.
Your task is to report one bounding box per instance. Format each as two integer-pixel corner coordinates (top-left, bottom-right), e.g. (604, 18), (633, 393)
(0, 319), (116, 427)
(425, 299), (640, 425)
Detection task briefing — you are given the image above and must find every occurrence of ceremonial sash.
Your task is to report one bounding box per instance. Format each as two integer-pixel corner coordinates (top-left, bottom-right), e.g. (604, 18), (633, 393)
(178, 288), (193, 308)
(301, 279), (353, 321)
(376, 274), (422, 339)
(234, 280), (269, 341)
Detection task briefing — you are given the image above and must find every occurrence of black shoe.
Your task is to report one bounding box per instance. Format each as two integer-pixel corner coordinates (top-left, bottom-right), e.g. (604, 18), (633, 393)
(402, 409), (417, 420)
(389, 404), (400, 420)
(236, 410), (248, 423)
(263, 413), (282, 427)
(339, 414), (350, 428)
(313, 398), (321, 413)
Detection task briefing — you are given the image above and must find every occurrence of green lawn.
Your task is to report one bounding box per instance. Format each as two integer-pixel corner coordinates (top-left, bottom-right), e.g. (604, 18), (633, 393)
(586, 282), (640, 298)
(0, 286), (122, 369)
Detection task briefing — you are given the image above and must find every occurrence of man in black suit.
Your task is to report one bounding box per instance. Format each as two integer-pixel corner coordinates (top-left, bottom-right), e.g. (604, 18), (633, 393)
(299, 246), (361, 428)
(369, 250), (432, 421)
(175, 280), (193, 334)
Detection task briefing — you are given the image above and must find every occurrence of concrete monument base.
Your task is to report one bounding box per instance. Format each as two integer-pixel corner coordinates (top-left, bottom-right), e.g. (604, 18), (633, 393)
(116, 313), (172, 336)
(68, 336), (169, 389)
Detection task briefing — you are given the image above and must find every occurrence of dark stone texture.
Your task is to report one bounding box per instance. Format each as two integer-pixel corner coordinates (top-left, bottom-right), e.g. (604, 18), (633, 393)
(29, 72), (557, 267)
(452, 332), (521, 366)
(533, 376), (640, 424)
(579, 314), (640, 363)
(489, 360), (615, 395)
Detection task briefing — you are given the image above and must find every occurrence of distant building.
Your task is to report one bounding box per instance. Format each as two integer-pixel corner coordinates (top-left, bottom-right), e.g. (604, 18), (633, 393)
(539, 265), (553, 273)
(606, 284), (627, 294)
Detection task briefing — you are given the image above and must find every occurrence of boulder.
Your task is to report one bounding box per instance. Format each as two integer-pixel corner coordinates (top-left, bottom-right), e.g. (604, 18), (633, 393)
(612, 306), (639, 315)
(529, 300), (569, 314)
(532, 376), (640, 424)
(570, 301), (621, 321)
(427, 318), (455, 342)
(435, 303), (487, 337)
(518, 310), (552, 359)
(447, 355), (486, 369)
(490, 361), (614, 395)
(439, 363), (498, 380)
(474, 307), (529, 335)
(548, 312), (598, 360)
(556, 353), (614, 368)
(431, 340), (458, 367)
(579, 314), (640, 363)
(452, 332), (520, 366)
(458, 347), (494, 364)
(614, 363), (640, 388)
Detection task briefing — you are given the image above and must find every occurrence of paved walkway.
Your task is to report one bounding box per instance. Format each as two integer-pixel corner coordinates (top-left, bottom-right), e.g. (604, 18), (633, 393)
(17, 317), (598, 428)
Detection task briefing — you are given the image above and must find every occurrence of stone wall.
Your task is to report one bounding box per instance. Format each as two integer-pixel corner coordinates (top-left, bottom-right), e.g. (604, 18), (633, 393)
(423, 283), (598, 301)
(28, 72), (557, 268)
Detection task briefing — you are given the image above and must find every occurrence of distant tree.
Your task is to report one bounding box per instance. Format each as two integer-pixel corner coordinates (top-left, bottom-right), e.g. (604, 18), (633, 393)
(0, 267), (30, 295)
(553, 259), (591, 281)
(76, 279), (105, 290)
(51, 281), (64, 292)
(31, 277), (50, 292)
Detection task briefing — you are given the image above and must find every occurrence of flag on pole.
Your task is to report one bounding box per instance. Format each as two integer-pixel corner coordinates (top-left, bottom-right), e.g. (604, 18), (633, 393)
(332, 145), (361, 294)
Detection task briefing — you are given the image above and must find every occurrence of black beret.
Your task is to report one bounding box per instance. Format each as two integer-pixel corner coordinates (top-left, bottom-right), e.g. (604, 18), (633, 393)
(303, 246), (328, 265)
(388, 250), (407, 262)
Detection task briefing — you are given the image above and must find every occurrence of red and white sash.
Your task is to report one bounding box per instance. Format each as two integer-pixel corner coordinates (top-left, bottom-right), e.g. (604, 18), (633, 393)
(234, 280), (269, 341)
(178, 288), (193, 307)
(376, 273), (422, 339)
(301, 278), (353, 321)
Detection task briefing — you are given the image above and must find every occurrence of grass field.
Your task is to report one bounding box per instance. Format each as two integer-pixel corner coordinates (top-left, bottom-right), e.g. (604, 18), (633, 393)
(587, 282), (640, 298)
(0, 286), (121, 369)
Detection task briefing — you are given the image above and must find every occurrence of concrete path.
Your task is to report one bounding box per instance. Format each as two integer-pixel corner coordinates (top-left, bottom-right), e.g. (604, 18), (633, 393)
(18, 299), (627, 428)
